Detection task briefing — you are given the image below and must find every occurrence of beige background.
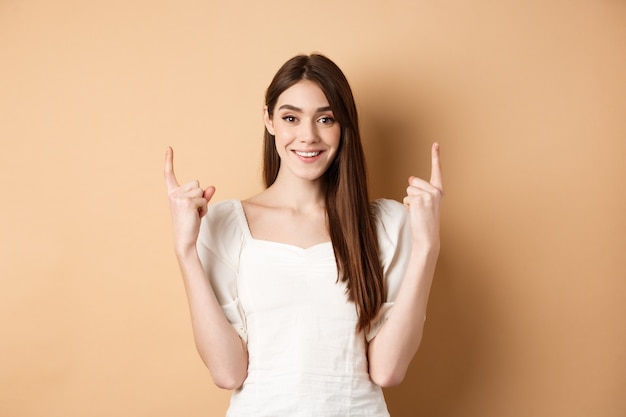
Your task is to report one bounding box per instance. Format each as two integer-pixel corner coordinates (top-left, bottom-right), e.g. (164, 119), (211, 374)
(1, 1), (625, 416)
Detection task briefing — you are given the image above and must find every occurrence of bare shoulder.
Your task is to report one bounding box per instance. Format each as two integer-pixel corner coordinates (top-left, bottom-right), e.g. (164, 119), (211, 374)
(241, 191), (277, 220)
(240, 192), (285, 238)
(240, 192), (329, 248)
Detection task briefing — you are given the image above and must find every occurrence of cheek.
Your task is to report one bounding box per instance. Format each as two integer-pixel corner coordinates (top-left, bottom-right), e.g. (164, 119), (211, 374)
(273, 124), (293, 140)
(274, 131), (290, 149)
(330, 127), (341, 148)
(273, 132), (292, 156)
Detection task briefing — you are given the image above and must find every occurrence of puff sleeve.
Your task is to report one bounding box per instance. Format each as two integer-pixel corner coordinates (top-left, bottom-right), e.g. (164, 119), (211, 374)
(196, 200), (248, 343)
(365, 198), (413, 342)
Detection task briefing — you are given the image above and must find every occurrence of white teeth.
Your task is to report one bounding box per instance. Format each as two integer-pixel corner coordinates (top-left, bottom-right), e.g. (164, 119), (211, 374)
(295, 151), (321, 157)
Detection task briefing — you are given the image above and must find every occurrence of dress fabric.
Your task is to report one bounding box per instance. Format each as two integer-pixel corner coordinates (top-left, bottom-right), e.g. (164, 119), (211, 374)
(197, 198), (412, 417)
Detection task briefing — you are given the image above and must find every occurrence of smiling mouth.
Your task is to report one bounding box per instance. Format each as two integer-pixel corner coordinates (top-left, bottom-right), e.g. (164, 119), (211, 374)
(294, 151), (321, 158)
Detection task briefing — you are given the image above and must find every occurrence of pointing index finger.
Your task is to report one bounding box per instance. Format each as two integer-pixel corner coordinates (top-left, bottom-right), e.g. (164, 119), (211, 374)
(164, 147), (180, 191)
(429, 142), (444, 192)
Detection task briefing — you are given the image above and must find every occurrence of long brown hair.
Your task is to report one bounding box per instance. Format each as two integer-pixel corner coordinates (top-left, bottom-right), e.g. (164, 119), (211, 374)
(263, 54), (385, 333)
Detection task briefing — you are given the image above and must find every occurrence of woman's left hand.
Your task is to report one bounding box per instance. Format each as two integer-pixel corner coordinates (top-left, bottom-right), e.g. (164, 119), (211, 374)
(403, 143), (444, 251)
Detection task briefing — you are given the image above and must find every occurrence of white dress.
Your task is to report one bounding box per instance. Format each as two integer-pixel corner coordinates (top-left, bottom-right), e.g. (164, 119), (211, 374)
(197, 199), (412, 417)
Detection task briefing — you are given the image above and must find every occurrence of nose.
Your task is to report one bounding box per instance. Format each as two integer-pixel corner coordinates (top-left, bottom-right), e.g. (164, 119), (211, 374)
(298, 120), (319, 143)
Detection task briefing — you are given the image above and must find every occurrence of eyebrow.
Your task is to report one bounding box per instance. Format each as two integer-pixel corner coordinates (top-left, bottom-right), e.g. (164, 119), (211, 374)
(277, 104), (333, 113)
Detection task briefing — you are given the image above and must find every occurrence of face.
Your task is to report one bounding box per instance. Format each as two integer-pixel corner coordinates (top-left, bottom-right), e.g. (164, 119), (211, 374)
(264, 80), (341, 183)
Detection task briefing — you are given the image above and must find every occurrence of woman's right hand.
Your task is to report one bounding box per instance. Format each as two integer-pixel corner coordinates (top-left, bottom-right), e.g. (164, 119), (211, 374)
(164, 147), (216, 257)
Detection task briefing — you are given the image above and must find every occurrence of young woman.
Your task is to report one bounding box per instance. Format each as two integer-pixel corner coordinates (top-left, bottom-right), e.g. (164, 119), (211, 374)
(164, 53), (443, 416)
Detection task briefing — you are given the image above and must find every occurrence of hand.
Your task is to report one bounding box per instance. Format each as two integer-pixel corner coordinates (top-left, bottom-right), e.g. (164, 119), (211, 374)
(164, 147), (216, 256)
(403, 143), (444, 251)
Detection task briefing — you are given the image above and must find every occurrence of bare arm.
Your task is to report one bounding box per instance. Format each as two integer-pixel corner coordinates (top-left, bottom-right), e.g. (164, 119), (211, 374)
(164, 147), (248, 390)
(368, 143), (444, 387)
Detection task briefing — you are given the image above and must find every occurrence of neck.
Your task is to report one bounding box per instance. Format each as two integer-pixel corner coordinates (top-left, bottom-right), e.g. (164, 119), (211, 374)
(266, 171), (326, 211)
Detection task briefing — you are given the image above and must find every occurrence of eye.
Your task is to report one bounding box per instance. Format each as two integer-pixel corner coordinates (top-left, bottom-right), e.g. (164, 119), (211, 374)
(318, 116), (336, 124)
(282, 115), (297, 123)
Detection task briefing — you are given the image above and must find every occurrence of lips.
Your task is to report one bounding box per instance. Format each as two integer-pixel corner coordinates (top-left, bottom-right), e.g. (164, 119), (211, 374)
(293, 150), (322, 158)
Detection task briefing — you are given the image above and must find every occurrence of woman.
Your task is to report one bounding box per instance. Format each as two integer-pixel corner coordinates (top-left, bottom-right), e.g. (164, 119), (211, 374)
(164, 53), (443, 416)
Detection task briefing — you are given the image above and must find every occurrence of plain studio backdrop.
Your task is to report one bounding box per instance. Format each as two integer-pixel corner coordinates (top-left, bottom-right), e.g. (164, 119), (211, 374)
(1, 1), (625, 416)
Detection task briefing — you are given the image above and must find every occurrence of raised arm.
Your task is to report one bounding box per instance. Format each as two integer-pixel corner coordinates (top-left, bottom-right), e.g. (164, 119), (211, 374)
(164, 147), (248, 390)
(367, 143), (444, 387)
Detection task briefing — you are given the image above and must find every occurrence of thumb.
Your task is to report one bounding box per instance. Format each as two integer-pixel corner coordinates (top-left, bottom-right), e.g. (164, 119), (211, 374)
(203, 186), (216, 201)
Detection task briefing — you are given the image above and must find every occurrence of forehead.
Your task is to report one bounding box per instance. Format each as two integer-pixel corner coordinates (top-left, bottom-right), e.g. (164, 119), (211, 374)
(276, 80), (330, 109)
